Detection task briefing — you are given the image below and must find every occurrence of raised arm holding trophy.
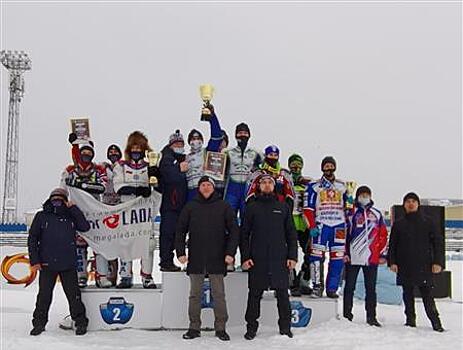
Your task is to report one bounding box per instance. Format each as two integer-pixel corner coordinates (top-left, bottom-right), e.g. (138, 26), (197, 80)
(199, 84), (214, 121)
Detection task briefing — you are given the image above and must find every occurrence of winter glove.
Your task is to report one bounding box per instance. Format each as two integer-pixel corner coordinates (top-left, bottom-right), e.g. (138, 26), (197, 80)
(136, 186), (151, 198)
(80, 182), (105, 194)
(309, 227), (320, 238)
(68, 133), (78, 144)
(65, 176), (78, 187)
(205, 103), (215, 115)
(148, 166), (161, 179)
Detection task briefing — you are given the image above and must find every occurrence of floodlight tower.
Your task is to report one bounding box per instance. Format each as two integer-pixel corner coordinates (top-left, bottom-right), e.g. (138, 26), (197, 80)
(1, 50), (32, 223)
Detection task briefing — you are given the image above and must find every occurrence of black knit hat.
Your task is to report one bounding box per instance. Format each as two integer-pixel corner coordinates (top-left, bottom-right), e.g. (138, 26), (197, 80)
(403, 192), (420, 205)
(188, 129), (204, 144)
(107, 144), (122, 158)
(235, 122), (250, 137)
(79, 142), (95, 157)
(321, 156), (336, 170)
(198, 175), (215, 188)
(355, 185), (372, 199)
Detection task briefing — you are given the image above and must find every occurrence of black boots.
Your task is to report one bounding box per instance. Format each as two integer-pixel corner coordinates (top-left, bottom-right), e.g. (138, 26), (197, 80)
(182, 329), (200, 339)
(326, 291), (339, 299)
(116, 277), (133, 289)
(244, 325), (257, 340)
(405, 317), (444, 332)
(30, 326), (45, 336)
(367, 318), (382, 327)
(182, 329), (231, 340)
(244, 329), (256, 340)
(75, 325), (87, 335)
(215, 330), (230, 341)
(343, 313), (353, 322)
(405, 317), (416, 328)
(432, 319), (445, 333)
(279, 329), (294, 338)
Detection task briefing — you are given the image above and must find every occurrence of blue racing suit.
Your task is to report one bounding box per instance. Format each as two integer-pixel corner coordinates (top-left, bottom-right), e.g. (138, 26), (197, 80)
(303, 176), (349, 294)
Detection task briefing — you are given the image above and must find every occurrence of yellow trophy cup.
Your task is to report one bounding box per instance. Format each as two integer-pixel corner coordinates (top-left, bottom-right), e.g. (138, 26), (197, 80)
(146, 151), (161, 187)
(199, 84), (215, 121)
(345, 181), (357, 210)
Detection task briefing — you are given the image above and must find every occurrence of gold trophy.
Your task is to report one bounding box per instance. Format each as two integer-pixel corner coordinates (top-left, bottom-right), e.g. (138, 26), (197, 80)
(199, 84), (214, 121)
(345, 181), (357, 209)
(146, 151), (161, 187)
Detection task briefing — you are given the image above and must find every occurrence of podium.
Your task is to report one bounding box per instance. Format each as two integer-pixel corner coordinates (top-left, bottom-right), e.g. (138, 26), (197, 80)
(81, 272), (338, 331)
(81, 286), (162, 330)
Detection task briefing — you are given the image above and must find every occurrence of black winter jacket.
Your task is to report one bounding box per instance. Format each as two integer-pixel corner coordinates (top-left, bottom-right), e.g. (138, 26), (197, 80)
(388, 211), (444, 286)
(240, 194), (298, 290)
(175, 192), (240, 275)
(28, 201), (90, 271)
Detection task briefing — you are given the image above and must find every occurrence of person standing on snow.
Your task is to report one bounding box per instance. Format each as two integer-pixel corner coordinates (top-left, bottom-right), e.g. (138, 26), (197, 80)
(343, 185), (388, 327)
(28, 188), (89, 336)
(387, 192), (445, 332)
(240, 175), (298, 340)
(175, 176), (240, 341)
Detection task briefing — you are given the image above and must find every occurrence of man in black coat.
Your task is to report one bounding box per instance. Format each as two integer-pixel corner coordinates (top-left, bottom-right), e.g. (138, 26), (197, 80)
(175, 176), (240, 341)
(388, 192), (445, 332)
(159, 130), (188, 272)
(28, 188), (90, 336)
(240, 174), (298, 340)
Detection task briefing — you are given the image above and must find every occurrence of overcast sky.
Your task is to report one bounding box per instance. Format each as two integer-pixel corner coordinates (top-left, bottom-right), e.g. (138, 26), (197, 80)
(1, 1), (461, 217)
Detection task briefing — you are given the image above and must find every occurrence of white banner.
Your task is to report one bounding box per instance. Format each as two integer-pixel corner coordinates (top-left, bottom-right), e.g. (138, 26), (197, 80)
(68, 187), (161, 261)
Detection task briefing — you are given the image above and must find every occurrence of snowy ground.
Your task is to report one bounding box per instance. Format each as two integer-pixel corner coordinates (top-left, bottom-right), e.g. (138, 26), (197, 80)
(1, 246), (462, 350)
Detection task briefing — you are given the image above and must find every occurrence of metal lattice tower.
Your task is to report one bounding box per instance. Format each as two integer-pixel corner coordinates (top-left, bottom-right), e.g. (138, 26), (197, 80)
(1, 50), (31, 223)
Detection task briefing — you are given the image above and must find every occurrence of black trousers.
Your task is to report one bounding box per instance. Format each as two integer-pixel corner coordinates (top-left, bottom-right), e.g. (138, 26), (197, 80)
(343, 264), (378, 320)
(402, 284), (440, 325)
(32, 267), (88, 328)
(245, 288), (291, 332)
(290, 229), (311, 289)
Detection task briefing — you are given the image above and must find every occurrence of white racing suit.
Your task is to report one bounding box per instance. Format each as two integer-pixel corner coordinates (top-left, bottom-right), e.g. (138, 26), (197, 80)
(113, 160), (156, 288)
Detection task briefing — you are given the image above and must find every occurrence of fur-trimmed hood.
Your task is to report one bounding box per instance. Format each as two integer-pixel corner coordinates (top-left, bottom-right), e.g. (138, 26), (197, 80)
(124, 131), (152, 160)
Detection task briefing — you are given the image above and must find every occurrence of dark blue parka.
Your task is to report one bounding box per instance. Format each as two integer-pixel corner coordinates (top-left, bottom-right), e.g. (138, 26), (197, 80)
(159, 146), (188, 213)
(28, 201), (90, 271)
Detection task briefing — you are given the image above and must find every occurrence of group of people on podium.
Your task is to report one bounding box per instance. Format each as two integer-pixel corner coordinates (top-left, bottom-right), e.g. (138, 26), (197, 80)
(27, 103), (445, 338)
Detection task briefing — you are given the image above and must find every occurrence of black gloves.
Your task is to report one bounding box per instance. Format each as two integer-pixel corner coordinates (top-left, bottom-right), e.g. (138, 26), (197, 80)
(136, 186), (152, 198)
(148, 166), (161, 179)
(68, 133), (78, 144)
